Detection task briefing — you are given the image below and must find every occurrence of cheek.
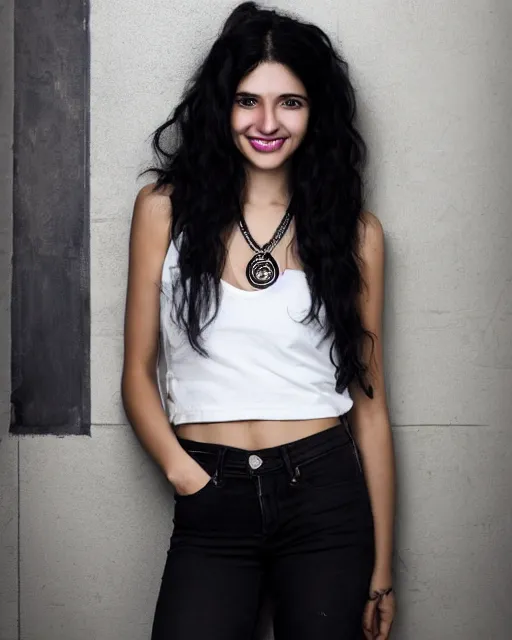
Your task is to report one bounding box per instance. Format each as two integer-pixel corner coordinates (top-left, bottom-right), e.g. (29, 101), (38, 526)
(231, 109), (252, 134)
(285, 112), (309, 141)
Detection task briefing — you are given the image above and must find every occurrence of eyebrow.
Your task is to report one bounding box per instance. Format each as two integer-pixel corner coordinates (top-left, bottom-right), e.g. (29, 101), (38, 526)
(235, 91), (309, 102)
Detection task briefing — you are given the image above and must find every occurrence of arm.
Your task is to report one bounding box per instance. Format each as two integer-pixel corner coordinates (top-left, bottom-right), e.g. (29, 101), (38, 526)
(121, 183), (210, 493)
(348, 211), (396, 585)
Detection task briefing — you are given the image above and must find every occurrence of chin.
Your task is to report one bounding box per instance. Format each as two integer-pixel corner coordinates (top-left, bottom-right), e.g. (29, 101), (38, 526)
(239, 144), (295, 171)
(247, 156), (291, 171)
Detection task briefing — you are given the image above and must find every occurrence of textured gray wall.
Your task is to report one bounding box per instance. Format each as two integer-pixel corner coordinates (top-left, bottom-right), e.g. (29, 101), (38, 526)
(0, 0), (18, 638)
(1, 0), (512, 638)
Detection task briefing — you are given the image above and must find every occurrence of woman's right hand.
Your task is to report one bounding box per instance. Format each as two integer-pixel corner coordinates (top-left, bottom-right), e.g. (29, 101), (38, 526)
(167, 453), (213, 497)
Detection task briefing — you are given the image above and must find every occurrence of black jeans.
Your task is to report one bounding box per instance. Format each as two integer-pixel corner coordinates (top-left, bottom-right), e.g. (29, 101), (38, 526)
(151, 416), (375, 640)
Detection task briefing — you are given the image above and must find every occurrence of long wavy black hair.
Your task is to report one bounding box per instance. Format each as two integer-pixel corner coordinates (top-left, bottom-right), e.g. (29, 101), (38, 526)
(143, 1), (375, 399)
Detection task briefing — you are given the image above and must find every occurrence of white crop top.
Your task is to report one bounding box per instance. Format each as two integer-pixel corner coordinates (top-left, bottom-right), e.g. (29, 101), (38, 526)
(158, 236), (353, 426)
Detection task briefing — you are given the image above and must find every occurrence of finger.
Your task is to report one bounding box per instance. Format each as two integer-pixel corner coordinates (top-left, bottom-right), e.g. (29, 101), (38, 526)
(362, 601), (376, 639)
(374, 612), (380, 635)
(362, 600), (376, 627)
(376, 606), (394, 639)
(362, 623), (372, 639)
(362, 627), (373, 640)
(377, 618), (393, 639)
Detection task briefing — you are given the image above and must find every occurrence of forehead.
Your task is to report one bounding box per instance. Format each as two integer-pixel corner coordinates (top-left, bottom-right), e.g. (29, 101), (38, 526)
(236, 62), (307, 96)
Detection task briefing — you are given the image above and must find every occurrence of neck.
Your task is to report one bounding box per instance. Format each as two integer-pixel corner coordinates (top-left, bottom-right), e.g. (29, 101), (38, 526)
(243, 164), (291, 208)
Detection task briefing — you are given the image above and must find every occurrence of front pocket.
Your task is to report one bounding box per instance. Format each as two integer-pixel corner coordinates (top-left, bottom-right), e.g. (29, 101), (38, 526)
(175, 476), (215, 500)
(173, 448), (218, 500)
(297, 442), (362, 488)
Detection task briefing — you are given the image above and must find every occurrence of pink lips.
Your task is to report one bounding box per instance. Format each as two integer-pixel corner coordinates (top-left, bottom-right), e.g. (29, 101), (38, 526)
(247, 137), (286, 153)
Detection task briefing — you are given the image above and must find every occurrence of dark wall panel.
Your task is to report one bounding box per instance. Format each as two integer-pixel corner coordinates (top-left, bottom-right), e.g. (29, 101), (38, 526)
(10, 0), (90, 435)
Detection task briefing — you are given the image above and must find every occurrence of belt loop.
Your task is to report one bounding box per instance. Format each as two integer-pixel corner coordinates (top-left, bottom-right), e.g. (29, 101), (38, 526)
(279, 445), (301, 486)
(212, 447), (227, 487)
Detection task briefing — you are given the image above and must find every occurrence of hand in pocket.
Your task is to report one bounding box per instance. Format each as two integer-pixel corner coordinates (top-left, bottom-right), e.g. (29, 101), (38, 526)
(169, 453), (213, 497)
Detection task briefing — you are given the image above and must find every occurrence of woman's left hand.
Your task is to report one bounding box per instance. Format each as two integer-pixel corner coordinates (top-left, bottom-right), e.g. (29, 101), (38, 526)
(362, 576), (396, 639)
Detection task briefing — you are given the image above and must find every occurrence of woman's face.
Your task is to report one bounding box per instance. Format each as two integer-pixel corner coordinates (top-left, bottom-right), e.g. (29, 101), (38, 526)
(231, 62), (310, 172)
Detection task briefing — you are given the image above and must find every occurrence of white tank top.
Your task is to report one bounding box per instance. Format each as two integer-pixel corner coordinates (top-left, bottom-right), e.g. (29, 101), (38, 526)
(158, 236), (353, 426)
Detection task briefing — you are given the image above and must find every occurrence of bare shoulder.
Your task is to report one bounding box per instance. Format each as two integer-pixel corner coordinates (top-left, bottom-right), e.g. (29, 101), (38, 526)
(357, 210), (384, 260)
(128, 182), (174, 278)
(361, 209), (383, 231)
(133, 182), (173, 227)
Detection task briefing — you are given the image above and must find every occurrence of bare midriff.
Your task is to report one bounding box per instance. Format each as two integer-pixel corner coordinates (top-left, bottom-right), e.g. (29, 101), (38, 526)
(174, 417), (342, 451)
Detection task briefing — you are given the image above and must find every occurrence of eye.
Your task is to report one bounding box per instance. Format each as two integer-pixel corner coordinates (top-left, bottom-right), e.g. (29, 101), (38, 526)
(236, 97), (257, 108)
(282, 98), (302, 109)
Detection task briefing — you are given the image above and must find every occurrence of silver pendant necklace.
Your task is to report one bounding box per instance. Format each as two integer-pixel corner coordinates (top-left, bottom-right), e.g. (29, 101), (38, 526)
(238, 207), (294, 289)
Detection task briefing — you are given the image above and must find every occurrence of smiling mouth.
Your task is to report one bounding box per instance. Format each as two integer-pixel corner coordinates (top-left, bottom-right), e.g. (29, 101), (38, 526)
(247, 137), (287, 152)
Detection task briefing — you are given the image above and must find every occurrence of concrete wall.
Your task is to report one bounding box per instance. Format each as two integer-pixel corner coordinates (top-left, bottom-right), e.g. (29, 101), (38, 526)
(0, 0), (17, 638)
(1, 0), (512, 638)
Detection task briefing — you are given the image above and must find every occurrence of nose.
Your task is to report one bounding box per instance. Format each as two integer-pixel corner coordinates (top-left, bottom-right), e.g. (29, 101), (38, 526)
(258, 103), (279, 135)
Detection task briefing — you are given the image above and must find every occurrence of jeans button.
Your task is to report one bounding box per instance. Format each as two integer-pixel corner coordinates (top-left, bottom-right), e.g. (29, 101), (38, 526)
(248, 454), (263, 470)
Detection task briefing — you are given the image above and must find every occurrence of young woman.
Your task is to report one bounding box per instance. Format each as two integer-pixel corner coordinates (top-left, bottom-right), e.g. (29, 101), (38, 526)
(122, 3), (396, 639)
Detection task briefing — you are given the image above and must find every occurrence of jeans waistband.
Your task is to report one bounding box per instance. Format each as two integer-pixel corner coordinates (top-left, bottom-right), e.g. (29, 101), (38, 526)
(177, 413), (354, 483)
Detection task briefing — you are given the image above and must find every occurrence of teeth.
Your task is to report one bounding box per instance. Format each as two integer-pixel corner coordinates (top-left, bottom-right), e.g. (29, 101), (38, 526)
(253, 139), (282, 146)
